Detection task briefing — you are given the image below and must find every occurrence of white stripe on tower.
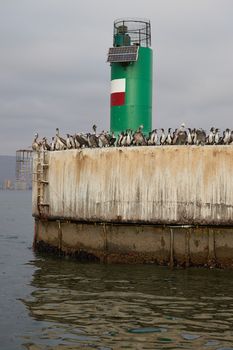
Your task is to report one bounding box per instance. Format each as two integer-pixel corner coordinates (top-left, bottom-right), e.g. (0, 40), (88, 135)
(111, 78), (126, 93)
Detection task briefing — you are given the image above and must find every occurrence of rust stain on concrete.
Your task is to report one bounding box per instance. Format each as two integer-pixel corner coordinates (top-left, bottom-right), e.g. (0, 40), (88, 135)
(34, 220), (233, 268)
(33, 146), (233, 225)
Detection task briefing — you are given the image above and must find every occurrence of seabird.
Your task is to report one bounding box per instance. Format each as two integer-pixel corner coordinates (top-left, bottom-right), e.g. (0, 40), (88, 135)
(223, 128), (231, 145)
(117, 132), (124, 147)
(50, 137), (55, 151)
(92, 124), (97, 134)
(206, 127), (215, 145)
(230, 130), (233, 144)
(32, 133), (40, 151)
(108, 132), (116, 146)
(160, 128), (166, 145)
(88, 132), (99, 148)
(103, 131), (116, 147)
(55, 128), (66, 150)
(176, 128), (187, 145)
(187, 128), (193, 145)
(42, 137), (51, 151)
(126, 130), (133, 146)
(66, 134), (73, 149)
(152, 129), (158, 145)
(133, 127), (146, 146)
(196, 129), (206, 146)
(179, 123), (185, 133)
(214, 128), (220, 144)
(73, 134), (81, 148)
(75, 133), (89, 148)
(98, 131), (109, 147)
(147, 129), (158, 145)
(172, 129), (178, 145)
(165, 128), (173, 145)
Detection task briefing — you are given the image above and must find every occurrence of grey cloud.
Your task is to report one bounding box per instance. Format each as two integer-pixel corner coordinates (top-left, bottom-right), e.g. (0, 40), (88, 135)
(1, 0), (233, 154)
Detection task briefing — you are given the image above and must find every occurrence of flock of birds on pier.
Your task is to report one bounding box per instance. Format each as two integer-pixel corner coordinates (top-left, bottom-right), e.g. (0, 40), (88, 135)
(32, 124), (233, 151)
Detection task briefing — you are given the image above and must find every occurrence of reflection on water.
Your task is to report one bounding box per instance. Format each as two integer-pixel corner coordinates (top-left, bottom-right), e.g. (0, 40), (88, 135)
(21, 255), (233, 349)
(1, 192), (233, 349)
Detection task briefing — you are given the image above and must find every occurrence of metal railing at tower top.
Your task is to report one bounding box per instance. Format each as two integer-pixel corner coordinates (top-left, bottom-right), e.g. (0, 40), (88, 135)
(113, 19), (151, 47)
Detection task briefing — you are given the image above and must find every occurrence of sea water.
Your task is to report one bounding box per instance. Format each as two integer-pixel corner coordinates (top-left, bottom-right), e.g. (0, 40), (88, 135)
(0, 191), (233, 349)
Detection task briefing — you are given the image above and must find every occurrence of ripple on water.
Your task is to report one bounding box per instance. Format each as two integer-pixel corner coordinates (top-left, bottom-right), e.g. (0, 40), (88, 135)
(2, 191), (233, 349)
(128, 326), (167, 334)
(19, 260), (233, 349)
(181, 333), (201, 340)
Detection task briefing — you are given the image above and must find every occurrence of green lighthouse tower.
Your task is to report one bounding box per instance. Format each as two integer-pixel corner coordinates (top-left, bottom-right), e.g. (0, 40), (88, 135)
(107, 19), (153, 135)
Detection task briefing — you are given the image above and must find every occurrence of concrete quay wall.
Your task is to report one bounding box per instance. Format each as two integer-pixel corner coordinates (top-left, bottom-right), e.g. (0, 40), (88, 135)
(34, 220), (233, 267)
(32, 146), (233, 266)
(33, 146), (233, 225)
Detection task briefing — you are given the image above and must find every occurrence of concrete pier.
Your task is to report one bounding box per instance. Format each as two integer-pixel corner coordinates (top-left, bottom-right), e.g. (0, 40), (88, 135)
(32, 146), (233, 267)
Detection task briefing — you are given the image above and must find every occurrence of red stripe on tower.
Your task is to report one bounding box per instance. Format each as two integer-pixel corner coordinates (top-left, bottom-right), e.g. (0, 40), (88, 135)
(111, 78), (126, 106)
(111, 92), (125, 106)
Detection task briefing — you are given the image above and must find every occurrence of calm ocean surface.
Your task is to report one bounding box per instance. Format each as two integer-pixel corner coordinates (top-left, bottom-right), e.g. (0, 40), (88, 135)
(0, 191), (233, 349)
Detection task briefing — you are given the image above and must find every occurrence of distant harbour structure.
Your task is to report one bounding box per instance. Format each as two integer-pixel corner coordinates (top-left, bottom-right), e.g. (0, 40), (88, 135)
(3, 179), (13, 190)
(107, 19), (153, 135)
(16, 149), (33, 190)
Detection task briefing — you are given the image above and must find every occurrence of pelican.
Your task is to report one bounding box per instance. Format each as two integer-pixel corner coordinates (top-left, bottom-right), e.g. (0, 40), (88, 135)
(55, 128), (66, 150)
(98, 131), (109, 147)
(88, 132), (99, 148)
(196, 129), (206, 146)
(32, 133), (40, 151)
(133, 126), (147, 146)
(66, 134), (73, 149)
(42, 137), (51, 151)
(176, 128), (187, 145)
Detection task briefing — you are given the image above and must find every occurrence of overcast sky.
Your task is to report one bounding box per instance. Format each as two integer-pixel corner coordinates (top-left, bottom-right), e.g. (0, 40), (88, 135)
(1, 0), (233, 155)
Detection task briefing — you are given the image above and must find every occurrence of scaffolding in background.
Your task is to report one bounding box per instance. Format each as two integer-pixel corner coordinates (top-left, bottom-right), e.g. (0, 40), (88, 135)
(15, 149), (33, 190)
